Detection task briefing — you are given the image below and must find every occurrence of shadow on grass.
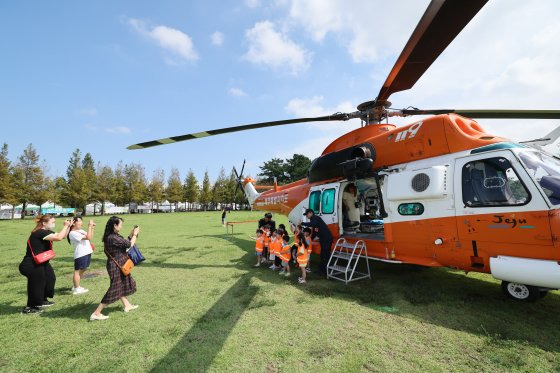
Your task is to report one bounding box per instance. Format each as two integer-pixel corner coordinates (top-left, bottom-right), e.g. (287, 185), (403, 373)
(203, 233), (560, 353)
(150, 274), (258, 372)
(0, 303), (24, 315)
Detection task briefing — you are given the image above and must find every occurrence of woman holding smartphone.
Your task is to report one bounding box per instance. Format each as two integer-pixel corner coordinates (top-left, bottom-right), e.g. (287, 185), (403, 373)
(90, 216), (139, 321)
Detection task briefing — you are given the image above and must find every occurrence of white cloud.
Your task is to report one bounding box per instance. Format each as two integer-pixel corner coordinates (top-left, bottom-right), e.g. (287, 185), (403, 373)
(286, 0), (429, 63)
(245, 0), (261, 8)
(79, 107), (97, 116)
(210, 31), (224, 46)
(228, 87), (247, 97)
(106, 126), (131, 134)
(127, 18), (198, 62)
(84, 124), (97, 132)
(243, 21), (311, 75)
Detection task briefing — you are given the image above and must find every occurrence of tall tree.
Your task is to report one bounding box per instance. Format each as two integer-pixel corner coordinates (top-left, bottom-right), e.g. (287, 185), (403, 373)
(94, 164), (115, 215)
(0, 144), (17, 218)
(258, 158), (287, 184)
(211, 168), (228, 208)
(285, 154), (312, 183)
(149, 168), (165, 211)
(113, 162), (127, 207)
(66, 148), (81, 180)
(124, 163), (148, 210)
(183, 169), (199, 211)
(14, 144), (44, 219)
(166, 168), (183, 210)
(80, 153), (96, 214)
(199, 170), (212, 211)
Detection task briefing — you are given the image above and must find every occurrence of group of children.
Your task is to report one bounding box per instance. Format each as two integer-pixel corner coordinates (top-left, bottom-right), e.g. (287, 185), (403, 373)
(252, 223), (312, 284)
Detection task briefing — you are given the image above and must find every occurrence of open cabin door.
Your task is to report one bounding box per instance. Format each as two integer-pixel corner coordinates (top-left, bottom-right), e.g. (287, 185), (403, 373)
(307, 182), (340, 235)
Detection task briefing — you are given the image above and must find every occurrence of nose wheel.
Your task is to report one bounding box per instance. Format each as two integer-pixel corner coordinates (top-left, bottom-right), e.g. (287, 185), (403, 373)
(501, 281), (546, 301)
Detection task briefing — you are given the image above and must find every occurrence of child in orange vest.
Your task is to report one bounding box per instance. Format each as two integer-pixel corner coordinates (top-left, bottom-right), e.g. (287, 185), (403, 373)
(268, 229), (277, 269)
(296, 232), (310, 284)
(303, 227), (312, 273)
(262, 225), (271, 265)
(252, 229), (265, 267)
(278, 234), (291, 276)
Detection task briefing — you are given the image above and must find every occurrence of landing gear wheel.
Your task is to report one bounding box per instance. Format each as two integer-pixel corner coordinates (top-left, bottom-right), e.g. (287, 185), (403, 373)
(501, 281), (540, 302)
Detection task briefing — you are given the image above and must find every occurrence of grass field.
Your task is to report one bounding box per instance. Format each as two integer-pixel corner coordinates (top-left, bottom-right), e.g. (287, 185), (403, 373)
(0, 211), (559, 372)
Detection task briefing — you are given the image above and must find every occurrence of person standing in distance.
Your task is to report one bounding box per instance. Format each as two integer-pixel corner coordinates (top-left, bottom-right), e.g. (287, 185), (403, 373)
(301, 208), (333, 276)
(19, 215), (72, 314)
(90, 216), (139, 321)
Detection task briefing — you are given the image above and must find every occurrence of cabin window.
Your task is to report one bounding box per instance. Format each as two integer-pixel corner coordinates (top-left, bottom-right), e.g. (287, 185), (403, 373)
(462, 157), (530, 207)
(309, 191), (321, 214)
(398, 203), (424, 215)
(519, 151), (560, 205)
(321, 188), (336, 214)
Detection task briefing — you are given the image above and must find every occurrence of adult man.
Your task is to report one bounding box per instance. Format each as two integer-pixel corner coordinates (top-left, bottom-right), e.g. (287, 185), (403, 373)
(342, 184), (360, 229)
(257, 212), (276, 231)
(301, 208), (333, 276)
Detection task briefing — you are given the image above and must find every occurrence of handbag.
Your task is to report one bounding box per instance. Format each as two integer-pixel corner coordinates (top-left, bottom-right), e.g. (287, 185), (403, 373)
(28, 239), (56, 264)
(128, 244), (145, 265)
(105, 249), (134, 276)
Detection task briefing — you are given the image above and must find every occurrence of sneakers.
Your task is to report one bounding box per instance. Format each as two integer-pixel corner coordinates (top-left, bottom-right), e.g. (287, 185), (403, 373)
(298, 278), (307, 284)
(305, 267), (311, 273)
(253, 263), (260, 267)
(72, 287), (89, 295)
(268, 264), (275, 269)
(21, 306), (43, 314)
(283, 272), (290, 277)
(124, 305), (139, 313)
(279, 269), (285, 275)
(39, 300), (55, 308)
(90, 313), (109, 321)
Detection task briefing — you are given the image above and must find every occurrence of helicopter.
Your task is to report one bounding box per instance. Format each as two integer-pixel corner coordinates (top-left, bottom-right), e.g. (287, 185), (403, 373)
(129, 0), (560, 301)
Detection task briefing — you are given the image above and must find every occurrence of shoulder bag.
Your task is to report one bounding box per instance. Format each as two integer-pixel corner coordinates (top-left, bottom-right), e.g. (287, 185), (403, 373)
(128, 244), (145, 265)
(105, 249), (134, 276)
(28, 239), (56, 264)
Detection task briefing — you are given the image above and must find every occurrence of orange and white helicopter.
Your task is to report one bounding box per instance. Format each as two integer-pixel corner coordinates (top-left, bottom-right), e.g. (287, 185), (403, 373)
(129, 0), (560, 301)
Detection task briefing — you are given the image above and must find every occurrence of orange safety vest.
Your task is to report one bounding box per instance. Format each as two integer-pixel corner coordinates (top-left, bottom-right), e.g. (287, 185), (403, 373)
(255, 237), (264, 253)
(263, 232), (270, 247)
(269, 237), (277, 255)
(297, 244), (309, 266)
(278, 243), (291, 262)
(273, 238), (282, 255)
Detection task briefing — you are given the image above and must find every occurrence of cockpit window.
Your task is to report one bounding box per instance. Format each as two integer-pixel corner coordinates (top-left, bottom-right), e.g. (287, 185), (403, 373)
(519, 151), (560, 205)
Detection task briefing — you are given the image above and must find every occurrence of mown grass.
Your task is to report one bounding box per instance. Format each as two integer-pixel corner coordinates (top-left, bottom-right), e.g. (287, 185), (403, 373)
(0, 211), (559, 372)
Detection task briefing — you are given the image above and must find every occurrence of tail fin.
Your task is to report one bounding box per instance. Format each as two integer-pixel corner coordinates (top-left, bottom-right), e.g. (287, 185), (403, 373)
(242, 177), (260, 206)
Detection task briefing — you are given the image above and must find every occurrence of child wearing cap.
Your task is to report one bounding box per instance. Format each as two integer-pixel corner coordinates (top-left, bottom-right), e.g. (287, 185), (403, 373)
(296, 232), (310, 284)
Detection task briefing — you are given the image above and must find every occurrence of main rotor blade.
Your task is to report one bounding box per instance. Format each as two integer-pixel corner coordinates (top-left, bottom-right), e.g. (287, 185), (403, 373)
(239, 160), (246, 178)
(127, 113), (353, 150)
(401, 109), (560, 119)
(376, 0), (488, 104)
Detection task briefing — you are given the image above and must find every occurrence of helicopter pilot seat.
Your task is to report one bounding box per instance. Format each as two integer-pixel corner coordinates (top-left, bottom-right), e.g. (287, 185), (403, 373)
(464, 166), (513, 206)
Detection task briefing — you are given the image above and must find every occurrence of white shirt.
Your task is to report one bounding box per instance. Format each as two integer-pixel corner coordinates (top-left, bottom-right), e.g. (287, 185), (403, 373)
(342, 191), (361, 222)
(69, 229), (94, 259)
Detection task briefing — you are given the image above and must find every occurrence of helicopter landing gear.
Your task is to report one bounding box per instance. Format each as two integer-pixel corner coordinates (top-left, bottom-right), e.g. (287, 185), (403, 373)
(501, 281), (543, 302)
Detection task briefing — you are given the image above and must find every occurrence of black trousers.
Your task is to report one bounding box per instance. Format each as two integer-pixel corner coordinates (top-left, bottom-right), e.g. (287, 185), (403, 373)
(19, 257), (56, 307)
(319, 237), (333, 274)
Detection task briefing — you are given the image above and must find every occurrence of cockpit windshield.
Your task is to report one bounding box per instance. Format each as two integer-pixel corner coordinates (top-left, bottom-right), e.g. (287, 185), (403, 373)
(518, 151), (560, 205)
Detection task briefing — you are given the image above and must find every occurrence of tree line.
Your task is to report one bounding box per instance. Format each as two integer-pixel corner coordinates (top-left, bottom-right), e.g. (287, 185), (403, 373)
(0, 143), (312, 219)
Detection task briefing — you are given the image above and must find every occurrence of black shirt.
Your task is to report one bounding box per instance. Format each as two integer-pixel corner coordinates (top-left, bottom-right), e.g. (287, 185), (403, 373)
(222, 211), (227, 219)
(258, 218), (276, 231)
(302, 215), (333, 241)
(25, 229), (54, 258)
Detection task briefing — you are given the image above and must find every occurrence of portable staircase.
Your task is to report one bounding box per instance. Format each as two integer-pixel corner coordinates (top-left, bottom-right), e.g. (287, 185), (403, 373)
(326, 238), (370, 284)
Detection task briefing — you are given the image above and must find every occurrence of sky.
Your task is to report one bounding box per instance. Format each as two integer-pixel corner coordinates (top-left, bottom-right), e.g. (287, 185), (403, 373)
(1, 0), (560, 183)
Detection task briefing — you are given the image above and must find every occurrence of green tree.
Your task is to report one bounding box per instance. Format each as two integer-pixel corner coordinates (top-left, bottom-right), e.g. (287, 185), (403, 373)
(211, 168), (228, 208)
(285, 154), (311, 182)
(94, 164), (115, 215)
(258, 158), (287, 184)
(166, 168), (183, 211)
(113, 162), (127, 207)
(124, 163), (148, 210)
(0, 144), (18, 218)
(66, 148), (81, 180)
(13, 144), (45, 219)
(183, 169), (199, 211)
(199, 170), (212, 210)
(149, 168), (165, 211)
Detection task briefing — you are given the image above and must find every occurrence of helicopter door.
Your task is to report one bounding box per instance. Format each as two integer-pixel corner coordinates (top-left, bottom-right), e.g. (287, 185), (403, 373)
(454, 152), (553, 248)
(307, 182), (340, 227)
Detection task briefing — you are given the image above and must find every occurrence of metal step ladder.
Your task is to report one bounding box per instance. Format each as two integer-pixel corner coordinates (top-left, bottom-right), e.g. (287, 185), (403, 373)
(326, 238), (371, 284)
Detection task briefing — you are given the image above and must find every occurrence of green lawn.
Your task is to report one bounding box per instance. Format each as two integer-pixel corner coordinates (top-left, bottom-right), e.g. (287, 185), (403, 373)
(0, 212), (559, 372)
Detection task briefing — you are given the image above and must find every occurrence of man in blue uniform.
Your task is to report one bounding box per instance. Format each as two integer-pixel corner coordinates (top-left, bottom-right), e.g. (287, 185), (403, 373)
(302, 208), (333, 276)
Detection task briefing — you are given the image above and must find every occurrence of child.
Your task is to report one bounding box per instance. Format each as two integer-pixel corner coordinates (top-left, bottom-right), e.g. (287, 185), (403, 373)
(268, 229), (277, 269)
(272, 229), (284, 270)
(303, 227), (313, 273)
(262, 225), (271, 265)
(68, 217), (95, 295)
(290, 224), (302, 267)
(252, 229), (265, 267)
(278, 234), (291, 276)
(296, 232), (310, 284)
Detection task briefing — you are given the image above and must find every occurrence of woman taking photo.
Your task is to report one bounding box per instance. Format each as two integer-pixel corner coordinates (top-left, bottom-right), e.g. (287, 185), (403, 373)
(90, 216), (139, 321)
(19, 215), (72, 314)
(68, 217), (96, 295)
